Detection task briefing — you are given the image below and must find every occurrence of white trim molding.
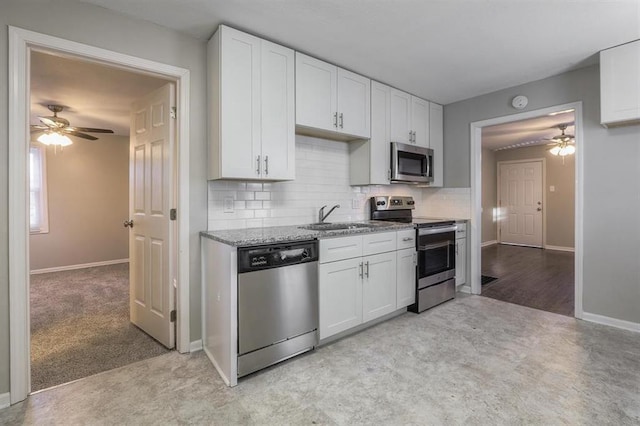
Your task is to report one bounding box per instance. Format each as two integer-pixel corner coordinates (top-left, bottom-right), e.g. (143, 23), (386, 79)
(582, 312), (640, 333)
(544, 245), (575, 253)
(481, 240), (498, 247)
(469, 101), (584, 320)
(30, 259), (129, 275)
(0, 393), (10, 410)
(8, 26), (191, 404)
(189, 340), (203, 352)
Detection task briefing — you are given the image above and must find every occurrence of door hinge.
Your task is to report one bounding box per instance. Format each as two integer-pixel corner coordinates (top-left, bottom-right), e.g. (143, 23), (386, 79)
(170, 107), (177, 119)
(170, 310), (177, 322)
(170, 208), (177, 220)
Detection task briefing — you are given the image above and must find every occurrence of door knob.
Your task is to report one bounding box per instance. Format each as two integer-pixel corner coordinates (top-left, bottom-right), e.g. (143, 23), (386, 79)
(123, 220), (134, 228)
(536, 208), (542, 212)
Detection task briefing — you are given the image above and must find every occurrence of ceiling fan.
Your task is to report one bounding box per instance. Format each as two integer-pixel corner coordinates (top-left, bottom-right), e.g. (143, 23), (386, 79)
(31, 104), (114, 145)
(543, 123), (575, 157)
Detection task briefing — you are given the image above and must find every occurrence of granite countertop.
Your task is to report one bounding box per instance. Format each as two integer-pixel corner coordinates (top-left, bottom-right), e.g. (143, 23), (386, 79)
(201, 221), (415, 247)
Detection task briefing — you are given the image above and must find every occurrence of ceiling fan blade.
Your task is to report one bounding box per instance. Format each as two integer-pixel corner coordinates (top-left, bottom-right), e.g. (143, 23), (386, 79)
(67, 126), (114, 134)
(38, 116), (58, 127)
(30, 125), (49, 131)
(64, 130), (98, 140)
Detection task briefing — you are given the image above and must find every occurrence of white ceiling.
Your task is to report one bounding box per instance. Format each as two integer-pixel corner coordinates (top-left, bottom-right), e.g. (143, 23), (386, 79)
(482, 110), (575, 151)
(80, 0), (640, 104)
(31, 51), (168, 136)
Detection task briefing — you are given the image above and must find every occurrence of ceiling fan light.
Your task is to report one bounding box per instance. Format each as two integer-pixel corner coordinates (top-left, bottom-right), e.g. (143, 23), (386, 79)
(549, 146), (561, 156)
(37, 131), (72, 147)
(563, 144), (576, 155)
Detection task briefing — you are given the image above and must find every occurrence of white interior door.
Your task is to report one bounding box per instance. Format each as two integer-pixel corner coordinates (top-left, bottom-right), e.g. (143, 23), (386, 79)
(129, 83), (176, 348)
(499, 161), (543, 247)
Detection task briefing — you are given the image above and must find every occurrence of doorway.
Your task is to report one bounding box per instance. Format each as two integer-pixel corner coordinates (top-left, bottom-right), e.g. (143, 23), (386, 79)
(28, 51), (174, 391)
(469, 102), (583, 319)
(9, 27), (191, 404)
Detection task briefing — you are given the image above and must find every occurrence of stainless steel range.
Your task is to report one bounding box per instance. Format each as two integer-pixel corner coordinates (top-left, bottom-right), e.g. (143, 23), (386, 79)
(371, 196), (456, 312)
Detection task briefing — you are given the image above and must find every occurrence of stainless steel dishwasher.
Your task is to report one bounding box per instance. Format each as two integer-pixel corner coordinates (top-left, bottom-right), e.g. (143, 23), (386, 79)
(237, 240), (318, 377)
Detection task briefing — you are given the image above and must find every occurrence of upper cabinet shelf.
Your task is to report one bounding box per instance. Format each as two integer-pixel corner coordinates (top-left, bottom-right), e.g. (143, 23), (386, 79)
(296, 53), (371, 140)
(600, 40), (640, 127)
(207, 26), (295, 181)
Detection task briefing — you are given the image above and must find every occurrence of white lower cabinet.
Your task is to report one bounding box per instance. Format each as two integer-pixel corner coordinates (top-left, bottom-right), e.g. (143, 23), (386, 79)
(319, 231), (416, 340)
(362, 251), (397, 323)
(455, 223), (467, 287)
(396, 248), (416, 308)
(318, 257), (363, 339)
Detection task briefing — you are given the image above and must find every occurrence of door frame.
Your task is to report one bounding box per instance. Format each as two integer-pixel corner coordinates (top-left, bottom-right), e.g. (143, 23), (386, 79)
(496, 158), (546, 248)
(469, 101), (584, 320)
(8, 26), (191, 404)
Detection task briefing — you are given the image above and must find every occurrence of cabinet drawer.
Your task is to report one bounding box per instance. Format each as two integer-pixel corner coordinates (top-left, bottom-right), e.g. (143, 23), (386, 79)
(362, 231), (397, 256)
(320, 235), (363, 263)
(396, 229), (416, 250)
(455, 222), (467, 239)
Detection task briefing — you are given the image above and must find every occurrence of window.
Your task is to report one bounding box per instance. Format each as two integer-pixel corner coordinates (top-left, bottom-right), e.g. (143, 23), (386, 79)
(29, 145), (49, 234)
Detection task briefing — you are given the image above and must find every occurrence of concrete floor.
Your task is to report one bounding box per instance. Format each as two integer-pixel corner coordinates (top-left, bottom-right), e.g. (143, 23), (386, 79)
(1, 295), (639, 425)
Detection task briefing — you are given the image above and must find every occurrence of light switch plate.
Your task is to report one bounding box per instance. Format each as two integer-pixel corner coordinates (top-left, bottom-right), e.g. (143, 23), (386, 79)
(223, 196), (234, 213)
(549, 185), (556, 192)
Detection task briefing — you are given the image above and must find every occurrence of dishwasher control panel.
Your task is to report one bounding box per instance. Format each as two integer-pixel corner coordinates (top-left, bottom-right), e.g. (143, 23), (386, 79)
(238, 240), (318, 273)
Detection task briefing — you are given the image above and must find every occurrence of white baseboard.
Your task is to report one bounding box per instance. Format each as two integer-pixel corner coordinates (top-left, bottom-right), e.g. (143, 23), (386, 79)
(189, 339), (203, 352)
(457, 284), (471, 294)
(544, 245), (575, 252)
(30, 258), (129, 275)
(481, 240), (497, 247)
(0, 392), (10, 409)
(582, 312), (640, 333)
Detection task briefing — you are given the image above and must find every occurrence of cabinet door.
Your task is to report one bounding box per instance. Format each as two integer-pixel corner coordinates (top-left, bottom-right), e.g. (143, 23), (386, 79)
(600, 40), (640, 125)
(390, 89), (412, 144)
(337, 68), (371, 138)
(261, 40), (295, 180)
(220, 27), (262, 179)
(411, 96), (430, 148)
(295, 53), (337, 132)
(396, 248), (416, 309)
(319, 258), (363, 340)
(455, 238), (466, 286)
(363, 251), (397, 322)
(429, 102), (444, 186)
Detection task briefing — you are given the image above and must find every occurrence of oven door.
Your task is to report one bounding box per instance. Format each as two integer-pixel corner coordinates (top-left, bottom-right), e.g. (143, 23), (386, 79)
(417, 226), (456, 289)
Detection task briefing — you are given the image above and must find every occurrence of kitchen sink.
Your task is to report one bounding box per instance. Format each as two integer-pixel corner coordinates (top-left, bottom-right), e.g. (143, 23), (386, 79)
(299, 222), (381, 231)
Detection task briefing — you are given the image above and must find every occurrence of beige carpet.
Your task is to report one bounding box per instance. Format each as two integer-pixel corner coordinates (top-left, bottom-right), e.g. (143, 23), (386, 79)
(30, 263), (170, 391)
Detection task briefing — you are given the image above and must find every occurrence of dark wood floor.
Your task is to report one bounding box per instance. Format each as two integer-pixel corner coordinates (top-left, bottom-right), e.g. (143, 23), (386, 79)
(481, 244), (575, 317)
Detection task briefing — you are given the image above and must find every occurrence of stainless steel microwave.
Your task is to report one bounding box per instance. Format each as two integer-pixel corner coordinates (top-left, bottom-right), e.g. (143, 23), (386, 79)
(390, 142), (433, 184)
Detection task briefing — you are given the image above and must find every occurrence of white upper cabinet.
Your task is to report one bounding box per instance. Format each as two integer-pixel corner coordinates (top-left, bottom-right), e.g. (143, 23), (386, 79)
(390, 88), (429, 147)
(411, 96), (430, 148)
(295, 53), (337, 132)
(390, 89), (412, 144)
(208, 25), (295, 181)
(429, 102), (444, 187)
(600, 40), (640, 127)
(296, 52), (371, 139)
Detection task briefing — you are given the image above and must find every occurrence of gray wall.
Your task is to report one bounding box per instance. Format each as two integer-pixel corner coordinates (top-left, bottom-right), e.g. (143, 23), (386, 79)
(30, 135), (129, 271)
(445, 65), (640, 324)
(1, 0), (208, 395)
(494, 145), (575, 248)
(481, 148), (497, 243)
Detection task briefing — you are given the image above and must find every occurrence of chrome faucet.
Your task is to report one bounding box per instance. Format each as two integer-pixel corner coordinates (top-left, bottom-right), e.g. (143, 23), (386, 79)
(318, 204), (340, 223)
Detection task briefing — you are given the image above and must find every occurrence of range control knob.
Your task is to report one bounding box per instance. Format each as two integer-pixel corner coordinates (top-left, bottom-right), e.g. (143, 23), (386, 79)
(376, 200), (386, 206)
(301, 249), (309, 259)
(407, 200), (415, 205)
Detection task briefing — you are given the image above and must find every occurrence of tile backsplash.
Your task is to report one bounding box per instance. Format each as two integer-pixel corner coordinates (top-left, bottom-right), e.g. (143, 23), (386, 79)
(208, 135), (470, 231)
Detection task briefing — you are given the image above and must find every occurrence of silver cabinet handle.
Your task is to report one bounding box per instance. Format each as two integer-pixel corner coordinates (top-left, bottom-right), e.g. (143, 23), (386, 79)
(365, 261), (369, 278)
(455, 242), (459, 255)
(402, 237), (414, 242)
(123, 220), (133, 228)
(359, 262), (363, 278)
(413, 253), (417, 265)
(409, 130), (413, 142)
(264, 155), (269, 176)
(339, 113), (344, 128)
(256, 155), (261, 175)
(333, 112), (338, 128)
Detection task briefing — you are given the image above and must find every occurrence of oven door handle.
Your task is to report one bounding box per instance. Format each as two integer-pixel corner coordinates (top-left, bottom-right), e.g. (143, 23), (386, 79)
(418, 241), (452, 251)
(418, 225), (457, 235)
